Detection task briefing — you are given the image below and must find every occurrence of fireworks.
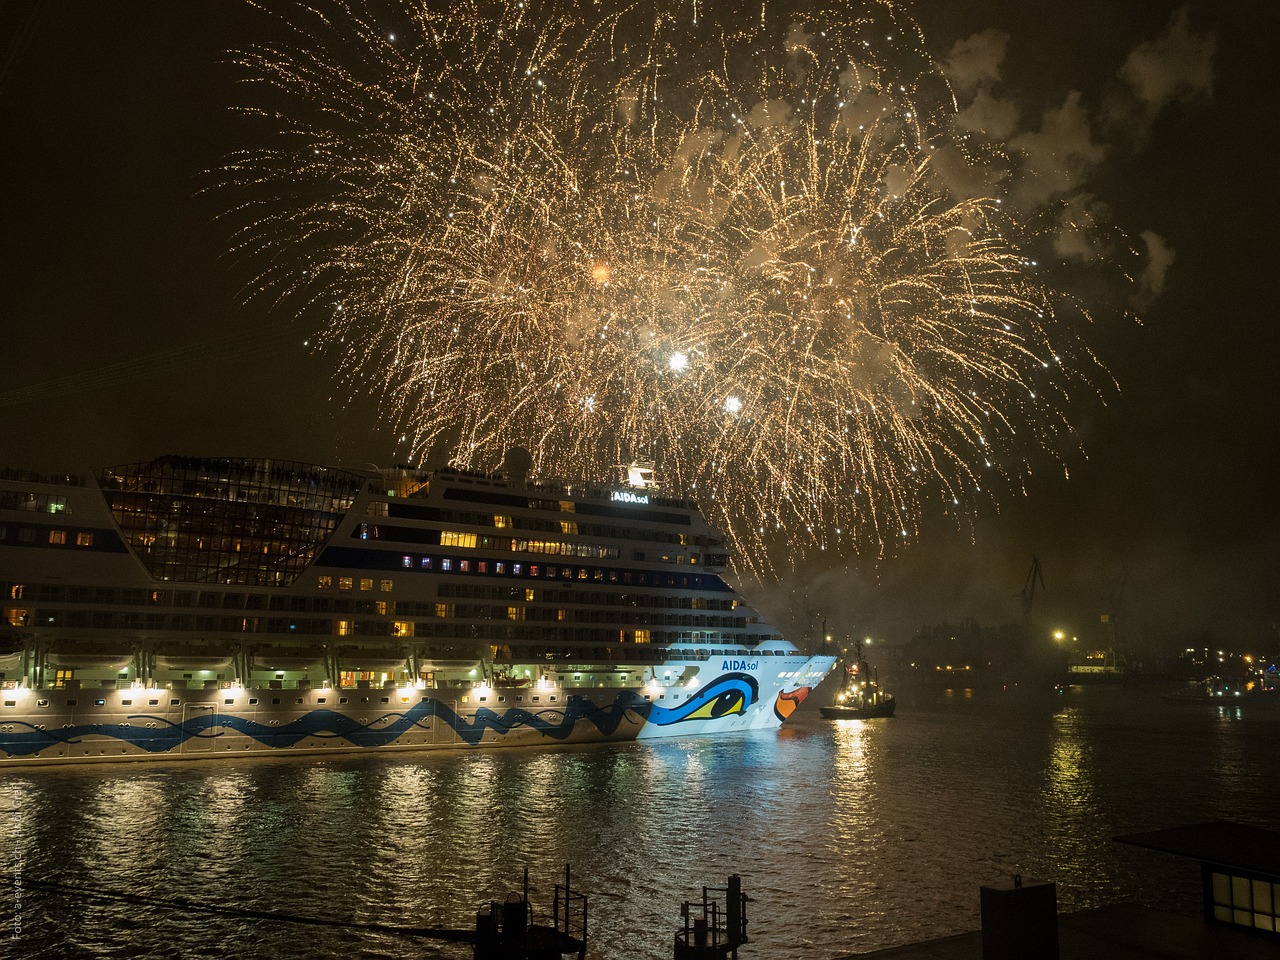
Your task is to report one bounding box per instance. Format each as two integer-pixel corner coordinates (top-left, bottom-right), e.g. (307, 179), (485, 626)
(226, 0), (1110, 571)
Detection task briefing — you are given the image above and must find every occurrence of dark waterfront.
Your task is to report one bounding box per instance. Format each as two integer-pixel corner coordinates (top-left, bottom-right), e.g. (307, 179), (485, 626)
(7, 681), (1279, 959)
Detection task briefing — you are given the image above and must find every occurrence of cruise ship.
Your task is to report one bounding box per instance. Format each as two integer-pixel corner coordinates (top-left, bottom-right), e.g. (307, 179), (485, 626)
(0, 452), (835, 765)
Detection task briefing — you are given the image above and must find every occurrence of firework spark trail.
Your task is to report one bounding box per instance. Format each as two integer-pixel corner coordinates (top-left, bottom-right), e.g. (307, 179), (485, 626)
(226, 0), (1116, 573)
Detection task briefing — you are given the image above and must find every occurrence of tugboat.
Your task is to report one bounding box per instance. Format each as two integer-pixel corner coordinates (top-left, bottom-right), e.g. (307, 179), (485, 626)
(819, 642), (895, 719)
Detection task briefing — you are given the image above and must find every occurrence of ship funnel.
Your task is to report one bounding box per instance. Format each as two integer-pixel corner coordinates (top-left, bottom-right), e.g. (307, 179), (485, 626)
(502, 447), (533, 485)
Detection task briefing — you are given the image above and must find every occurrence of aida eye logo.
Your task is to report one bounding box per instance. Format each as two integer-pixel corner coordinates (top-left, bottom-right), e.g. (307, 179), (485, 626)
(652, 673), (759, 726)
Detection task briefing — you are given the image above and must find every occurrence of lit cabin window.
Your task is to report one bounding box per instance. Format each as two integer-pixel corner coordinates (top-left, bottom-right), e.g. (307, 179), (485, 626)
(338, 577), (352, 591)
(49, 530), (67, 545)
(318, 576), (333, 589)
(392, 621), (414, 637)
(380, 579), (393, 592)
(440, 531), (478, 548)
(402, 555), (412, 568)
(76, 532), (94, 547)
(359, 578), (373, 591)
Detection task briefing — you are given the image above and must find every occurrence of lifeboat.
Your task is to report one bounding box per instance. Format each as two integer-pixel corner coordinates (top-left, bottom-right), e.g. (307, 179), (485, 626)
(46, 644), (134, 671)
(252, 648), (324, 672)
(336, 647), (408, 672)
(154, 644), (234, 672)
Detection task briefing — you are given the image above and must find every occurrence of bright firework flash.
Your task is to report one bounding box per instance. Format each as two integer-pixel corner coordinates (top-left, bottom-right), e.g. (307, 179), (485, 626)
(224, 0), (1131, 575)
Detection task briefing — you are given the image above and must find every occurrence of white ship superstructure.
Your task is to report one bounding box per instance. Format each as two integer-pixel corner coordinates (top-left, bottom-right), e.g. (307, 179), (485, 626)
(0, 455), (834, 764)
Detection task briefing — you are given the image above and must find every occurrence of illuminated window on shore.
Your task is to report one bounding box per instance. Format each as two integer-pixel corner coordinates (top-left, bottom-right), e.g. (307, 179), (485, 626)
(392, 621), (415, 637)
(359, 578), (373, 591)
(380, 579), (393, 592)
(441, 531), (478, 548)
(1211, 870), (1278, 933)
(318, 576), (332, 589)
(507, 607), (525, 621)
(634, 629), (651, 644)
(6, 608), (30, 627)
(435, 603), (454, 618)
(493, 515), (511, 528)
(339, 577), (352, 591)
(337, 620), (353, 636)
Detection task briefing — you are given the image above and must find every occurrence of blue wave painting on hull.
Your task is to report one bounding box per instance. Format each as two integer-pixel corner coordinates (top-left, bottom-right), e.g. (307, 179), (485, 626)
(1, 674), (761, 758)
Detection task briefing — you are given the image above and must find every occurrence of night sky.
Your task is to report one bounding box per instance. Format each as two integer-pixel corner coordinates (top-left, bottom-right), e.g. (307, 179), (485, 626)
(2, 1), (1275, 650)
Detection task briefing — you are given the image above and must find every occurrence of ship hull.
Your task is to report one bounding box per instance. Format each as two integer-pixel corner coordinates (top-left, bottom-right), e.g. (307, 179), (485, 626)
(0, 655), (834, 766)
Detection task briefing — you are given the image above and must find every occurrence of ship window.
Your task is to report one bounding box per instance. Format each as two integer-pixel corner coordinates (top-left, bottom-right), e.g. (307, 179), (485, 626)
(496, 562), (505, 574)
(380, 697), (389, 704)
(148, 699), (159, 706)
(549, 696), (557, 702)
(318, 576), (332, 589)
(339, 577), (352, 591)
(441, 559), (452, 571)
(381, 579), (393, 592)
(170, 699), (180, 705)
(295, 698), (304, 704)
(36, 698), (49, 707)
(2, 701), (13, 708)
(224, 699), (233, 705)
(402, 555), (412, 568)
(461, 696), (469, 703)
(359, 578), (373, 591)
(498, 696), (506, 703)
(94, 699), (105, 706)
(339, 697), (349, 704)
(479, 696), (487, 702)
(249, 698), (258, 705)
(421, 557), (432, 569)
(121, 699), (133, 706)
(460, 560), (470, 572)
(271, 698), (281, 705)
(76, 532), (94, 547)
(66, 699), (77, 706)
(49, 529), (67, 545)
(316, 697), (326, 703)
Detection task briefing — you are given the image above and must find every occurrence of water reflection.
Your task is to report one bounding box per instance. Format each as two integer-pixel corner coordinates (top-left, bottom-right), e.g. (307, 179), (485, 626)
(9, 688), (1280, 959)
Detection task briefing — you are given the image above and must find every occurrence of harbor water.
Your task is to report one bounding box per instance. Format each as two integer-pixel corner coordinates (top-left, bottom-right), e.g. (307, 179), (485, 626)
(7, 680), (1279, 959)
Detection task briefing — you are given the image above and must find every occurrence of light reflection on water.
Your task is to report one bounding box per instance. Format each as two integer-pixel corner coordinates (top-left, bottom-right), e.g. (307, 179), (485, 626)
(7, 684), (1279, 959)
